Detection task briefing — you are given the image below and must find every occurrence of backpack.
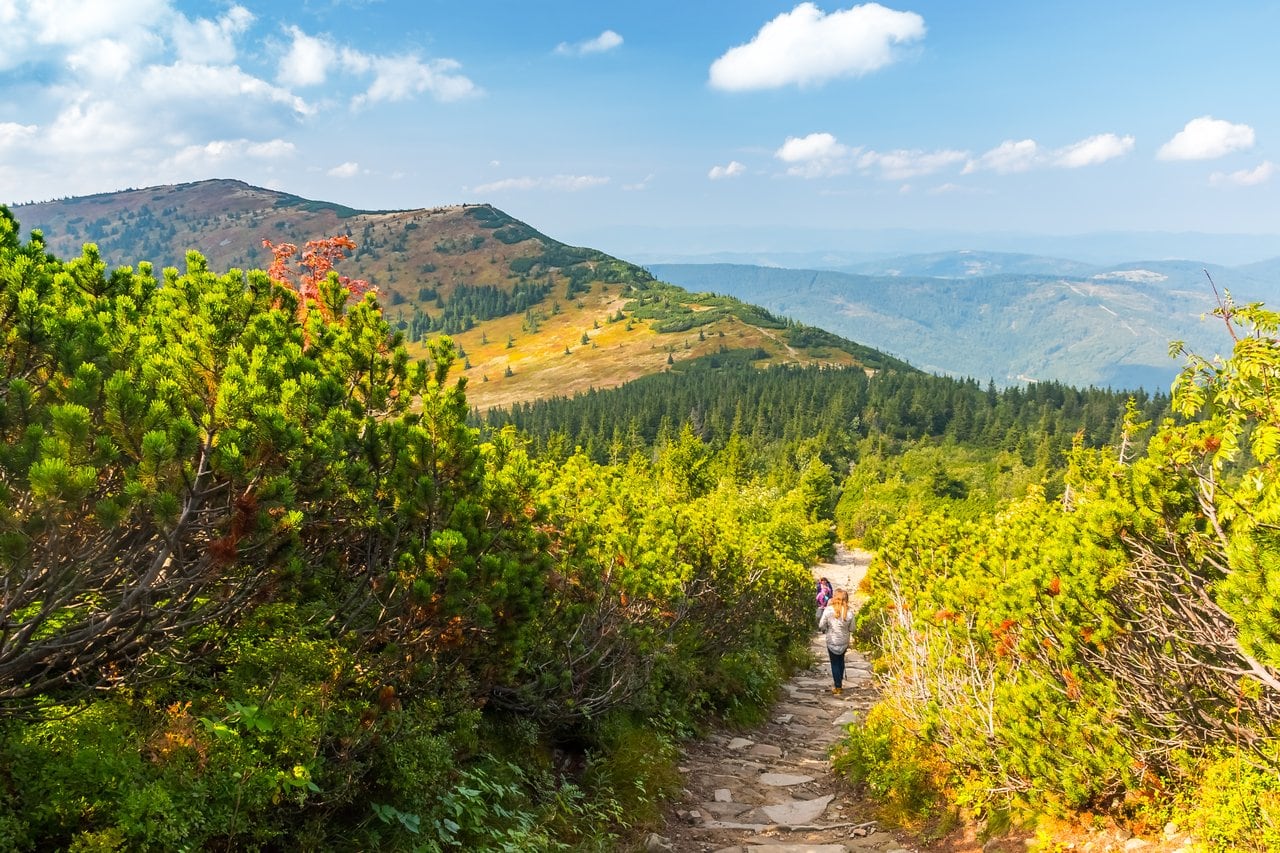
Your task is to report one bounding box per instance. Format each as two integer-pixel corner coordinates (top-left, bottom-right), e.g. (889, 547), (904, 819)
(815, 582), (832, 607)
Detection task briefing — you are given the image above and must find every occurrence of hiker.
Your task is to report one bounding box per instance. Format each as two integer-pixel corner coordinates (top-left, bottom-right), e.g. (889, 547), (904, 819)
(815, 576), (833, 622)
(818, 588), (854, 695)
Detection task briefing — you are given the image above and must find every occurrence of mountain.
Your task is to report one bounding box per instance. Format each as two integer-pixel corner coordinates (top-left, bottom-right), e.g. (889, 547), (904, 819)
(837, 250), (1097, 279)
(11, 180), (908, 410)
(580, 224), (1280, 269)
(646, 261), (1250, 390)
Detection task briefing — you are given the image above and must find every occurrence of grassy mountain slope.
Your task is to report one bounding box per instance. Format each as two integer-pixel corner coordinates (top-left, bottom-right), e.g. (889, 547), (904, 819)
(648, 261), (1245, 389)
(12, 180), (907, 409)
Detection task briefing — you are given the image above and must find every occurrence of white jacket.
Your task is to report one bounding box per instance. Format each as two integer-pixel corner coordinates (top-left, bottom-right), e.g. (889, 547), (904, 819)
(819, 605), (854, 654)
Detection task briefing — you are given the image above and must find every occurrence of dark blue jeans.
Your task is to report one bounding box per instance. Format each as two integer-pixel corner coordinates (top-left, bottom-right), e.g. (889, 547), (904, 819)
(828, 647), (846, 688)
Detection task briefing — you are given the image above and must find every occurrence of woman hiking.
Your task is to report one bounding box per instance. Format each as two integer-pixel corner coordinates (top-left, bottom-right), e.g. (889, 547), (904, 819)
(818, 588), (854, 695)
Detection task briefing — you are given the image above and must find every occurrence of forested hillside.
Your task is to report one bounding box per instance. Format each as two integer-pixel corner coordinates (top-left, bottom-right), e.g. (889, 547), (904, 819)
(648, 261), (1248, 390)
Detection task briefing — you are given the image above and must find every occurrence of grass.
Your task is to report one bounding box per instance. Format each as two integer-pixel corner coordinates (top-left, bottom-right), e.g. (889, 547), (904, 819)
(434, 283), (863, 411)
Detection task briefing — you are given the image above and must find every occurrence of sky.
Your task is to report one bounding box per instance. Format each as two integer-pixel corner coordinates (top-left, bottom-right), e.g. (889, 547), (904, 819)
(2, 0), (1279, 261)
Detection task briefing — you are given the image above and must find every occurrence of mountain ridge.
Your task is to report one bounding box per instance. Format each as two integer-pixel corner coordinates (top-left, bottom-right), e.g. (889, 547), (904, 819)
(11, 180), (910, 410)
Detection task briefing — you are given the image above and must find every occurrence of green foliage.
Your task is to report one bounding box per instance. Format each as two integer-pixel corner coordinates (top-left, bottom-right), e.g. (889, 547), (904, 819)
(0, 207), (839, 849)
(834, 297), (1280, 850)
(1178, 748), (1280, 852)
(831, 705), (948, 824)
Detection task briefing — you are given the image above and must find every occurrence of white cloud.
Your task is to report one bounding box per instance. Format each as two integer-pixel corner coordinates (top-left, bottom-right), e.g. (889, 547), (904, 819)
(171, 5), (253, 64)
(0, 122), (38, 149)
(964, 139), (1040, 174)
(555, 30), (623, 56)
(859, 147), (967, 179)
(139, 61), (313, 117)
(775, 132), (857, 177)
(1158, 116), (1255, 161)
(246, 139), (295, 159)
(327, 161), (361, 178)
(709, 2), (925, 91)
(351, 55), (479, 107)
(46, 99), (147, 155)
(1209, 160), (1274, 187)
(66, 38), (145, 81)
(1053, 133), (1134, 168)
(278, 25), (334, 87)
(622, 173), (655, 191)
(472, 175), (610, 193)
(966, 133), (1135, 174)
(279, 26), (480, 105)
(26, 0), (171, 48)
(708, 160), (746, 180)
(163, 137), (295, 169)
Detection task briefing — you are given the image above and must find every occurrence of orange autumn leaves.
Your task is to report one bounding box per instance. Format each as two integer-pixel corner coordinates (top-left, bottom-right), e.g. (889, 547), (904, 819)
(263, 235), (373, 322)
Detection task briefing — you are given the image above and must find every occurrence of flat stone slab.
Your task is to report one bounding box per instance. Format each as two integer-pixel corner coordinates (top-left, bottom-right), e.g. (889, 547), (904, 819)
(761, 793), (834, 825)
(727, 737), (755, 750)
(742, 846), (847, 852)
(759, 772), (815, 786)
(748, 743), (784, 758)
(715, 788), (733, 802)
(832, 710), (858, 726)
(700, 801), (752, 818)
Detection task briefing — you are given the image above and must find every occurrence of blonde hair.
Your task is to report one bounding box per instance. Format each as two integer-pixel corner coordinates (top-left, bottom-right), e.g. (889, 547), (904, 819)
(830, 588), (849, 620)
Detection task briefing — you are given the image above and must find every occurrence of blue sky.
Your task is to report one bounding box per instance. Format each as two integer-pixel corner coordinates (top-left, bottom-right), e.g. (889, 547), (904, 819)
(2, 1), (1278, 259)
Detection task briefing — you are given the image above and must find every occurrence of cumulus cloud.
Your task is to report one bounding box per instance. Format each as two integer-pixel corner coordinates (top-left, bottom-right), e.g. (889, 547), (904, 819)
(964, 133), (1133, 174)
(1052, 133), (1134, 168)
(277, 25), (334, 87)
(45, 99), (148, 155)
(279, 26), (479, 105)
(171, 5), (253, 64)
(708, 161), (746, 180)
(1209, 160), (1275, 187)
(0, 1), (490, 205)
(963, 139), (1040, 174)
(555, 30), (623, 56)
(327, 161), (361, 178)
(66, 38), (146, 81)
(351, 55), (479, 107)
(20, 0), (171, 51)
(163, 137), (296, 169)
(775, 132), (857, 177)
(139, 61), (313, 116)
(709, 2), (925, 91)
(0, 122), (38, 149)
(859, 147), (967, 179)
(472, 175), (610, 193)
(1158, 116), (1255, 161)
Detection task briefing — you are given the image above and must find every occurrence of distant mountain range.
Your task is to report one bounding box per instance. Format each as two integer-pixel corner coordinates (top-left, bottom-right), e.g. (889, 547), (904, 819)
(587, 225), (1280, 270)
(9, 180), (904, 410)
(647, 254), (1276, 390)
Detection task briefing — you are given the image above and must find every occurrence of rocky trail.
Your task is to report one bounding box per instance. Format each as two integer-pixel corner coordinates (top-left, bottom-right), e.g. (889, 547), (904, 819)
(649, 547), (919, 853)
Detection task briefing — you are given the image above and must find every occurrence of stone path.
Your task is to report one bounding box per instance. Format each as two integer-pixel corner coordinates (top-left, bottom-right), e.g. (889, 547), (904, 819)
(651, 546), (919, 853)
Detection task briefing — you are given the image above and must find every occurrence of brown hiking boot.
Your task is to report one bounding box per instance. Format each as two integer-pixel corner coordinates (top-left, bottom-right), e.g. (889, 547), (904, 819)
(833, 687), (843, 695)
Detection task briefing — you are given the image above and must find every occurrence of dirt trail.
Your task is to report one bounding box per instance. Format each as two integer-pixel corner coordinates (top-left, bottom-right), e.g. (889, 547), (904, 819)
(651, 546), (920, 853)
